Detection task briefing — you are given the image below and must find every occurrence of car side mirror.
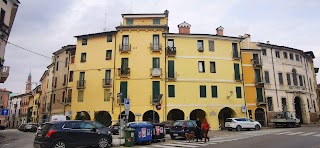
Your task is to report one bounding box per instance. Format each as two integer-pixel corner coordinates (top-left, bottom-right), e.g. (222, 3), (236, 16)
(91, 128), (97, 132)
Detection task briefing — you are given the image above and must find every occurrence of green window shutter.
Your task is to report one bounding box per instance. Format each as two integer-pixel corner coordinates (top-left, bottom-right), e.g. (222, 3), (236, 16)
(236, 87), (242, 98)
(120, 82), (128, 103)
(234, 63), (240, 80)
(200, 85), (206, 98)
(256, 88), (263, 102)
(152, 81), (160, 102)
(168, 85), (175, 97)
(153, 58), (160, 68)
(254, 69), (261, 82)
(211, 86), (218, 98)
(168, 60), (175, 78)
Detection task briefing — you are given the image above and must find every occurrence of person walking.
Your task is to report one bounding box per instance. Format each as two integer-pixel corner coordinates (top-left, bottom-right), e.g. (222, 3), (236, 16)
(196, 118), (202, 142)
(202, 118), (210, 143)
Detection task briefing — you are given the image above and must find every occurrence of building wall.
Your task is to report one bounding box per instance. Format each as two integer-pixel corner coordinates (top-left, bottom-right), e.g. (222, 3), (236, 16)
(39, 72), (49, 123)
(8, 95), (21, 128)
(47, 65), (54, 118)
(0, 90), (10, 126)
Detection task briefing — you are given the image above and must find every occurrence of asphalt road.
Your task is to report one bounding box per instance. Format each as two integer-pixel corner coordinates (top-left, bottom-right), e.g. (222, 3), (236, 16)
(0, 129), (35, 148)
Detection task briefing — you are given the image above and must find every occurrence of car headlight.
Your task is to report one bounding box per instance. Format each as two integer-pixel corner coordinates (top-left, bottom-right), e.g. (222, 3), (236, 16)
(107, 131), (111, 134)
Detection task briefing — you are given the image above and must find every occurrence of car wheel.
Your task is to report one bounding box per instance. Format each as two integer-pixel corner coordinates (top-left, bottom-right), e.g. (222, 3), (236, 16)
(236, 125), (242, 131)
(52, 140), (66, 148)
(255, 125), (260, 130)
(228, 129), (232, 131)
(98, 137), (109, 148)
(171, 136), (176, 140)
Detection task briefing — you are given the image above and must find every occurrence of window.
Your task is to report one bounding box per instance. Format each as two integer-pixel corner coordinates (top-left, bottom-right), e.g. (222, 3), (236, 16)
(82, 38), (87, 45)
(262, 49), (266, 56)
(65, 57), (68, 67)
(122, 35), (129, 51)
(197, 40), (204, 51)
(210, 62), (216, 73)
(264, 71), (270, 83)
(0, 9), (5, 24)
(168, 60), (175, 78)
(104, 89), (110, 101)
(63, 74), (66, 85)
(53, 94), (56, 103)
(78, 90), (84, 102)
(211, 86), (218, 98)
(69, 71), (74, 82)
(81, 53), (86, 62)
(168, 85), (175, 97)
(121, 58), (129, 75)
(281, 98), (287, 111)
(283, 52), (288, 59)
(79, 72), (85, 81)
(254, 69), (261, 82)
(267, 97), (273, 111)
(152, 81), (160, 103)
(310, 79), (313, 91)
(67, 89), (72, 102)
(209, 41), (215, 51)
(106, 50), (112, 60)
(295, 54), (299, 61)
(236, 87), (242, 98)
(278, 73), (283, 85)
(200, 85), (206, 98)
(232, 43), (239, 57)
(105, 70), (111, 84)
(303, 75), (306, 87)
(292, 69), (298, 86)
(153, 18), (160, 24)
(152, 35), (160, 50)
(275, 51), (280, 58)
(234, 63), (240, 80)
(286, 73), (291, 85)
(299, 75), (303, 86)
(54, 77), (57, 88)
(126, 19), (133, 25)
(3, 0), (7, 4)
(198, 61), (205, 73)
(107, 35), (112, 42)
(80, 122), (94, 129)
(120, 82), (128, 103)
(62, 91), (65, 103)
(256, 88), (263, 102)
(289, 53), (294, 60)
(56, 62), (59, 71)
(152, 58), (160, 68)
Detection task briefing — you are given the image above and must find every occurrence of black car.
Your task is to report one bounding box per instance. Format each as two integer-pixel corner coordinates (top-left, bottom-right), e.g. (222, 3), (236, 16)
(110, 122), (120, 135)
(160, 120), (175, 134)
(170, 120), (196, 139)
(33, 120), (112, 148)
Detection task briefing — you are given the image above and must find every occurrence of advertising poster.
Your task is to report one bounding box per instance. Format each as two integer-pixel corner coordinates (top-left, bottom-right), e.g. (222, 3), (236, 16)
(142, 128), (146, 138)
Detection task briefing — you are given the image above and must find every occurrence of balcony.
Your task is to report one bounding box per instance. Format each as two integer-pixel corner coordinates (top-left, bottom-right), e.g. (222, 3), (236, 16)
(102, 79), (112, 87)
(254, 77), (264, 87)
(77, 80), (86, 89)
(166, 47), (176, 57)
(0, 66), (10, 83)
(234, 74), (242, 82)
(119, 44), (131, 53)
(167, 72), (177, 81)
(285, 85), (306, 93)
(118, 68), (130, 78)
(257, 98), (267, 106)
(151, 68), (162, 78)
(0, 23), (9, 39)
(252, 59), (262, 67)
(232, 51), (240, 60)
(150, 43), (162, 52)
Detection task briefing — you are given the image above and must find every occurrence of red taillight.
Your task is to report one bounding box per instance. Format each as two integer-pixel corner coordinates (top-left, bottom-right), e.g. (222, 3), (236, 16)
(45, 130), (56, 138)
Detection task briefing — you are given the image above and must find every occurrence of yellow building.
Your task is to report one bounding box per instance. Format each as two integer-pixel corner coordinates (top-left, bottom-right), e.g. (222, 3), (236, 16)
(70, 10), (247, 129)
(28, 85), (41, 123)
(240, 34), (267, 126)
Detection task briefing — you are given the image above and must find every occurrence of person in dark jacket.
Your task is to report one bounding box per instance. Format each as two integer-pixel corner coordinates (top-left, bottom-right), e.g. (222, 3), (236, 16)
(196, 118), (202, 142)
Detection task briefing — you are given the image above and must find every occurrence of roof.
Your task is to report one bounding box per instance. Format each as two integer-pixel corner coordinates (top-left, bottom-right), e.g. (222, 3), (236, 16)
(39, 70), (48, 82)
(10, 92), (32, 98)
(121, 13), (166, 18)
(0, 88), (11, 93)
(178, 21), (191, 28)
(164, 33), (243, 40)
(53, 45), (76, 55)
(116, 25), (169, 30)
(74, 31), (117, 38)
(240, 48), (261, 52)
(304, 51), (315, 59)
(47, 63), (54, 69)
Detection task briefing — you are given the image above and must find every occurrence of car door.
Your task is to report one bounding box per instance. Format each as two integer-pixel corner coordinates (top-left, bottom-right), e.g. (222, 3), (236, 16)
(80, 121), (101, 146)
(237, 118), (248, 128)
(245, 118), (254, 128)
(66, 121), (87, 147)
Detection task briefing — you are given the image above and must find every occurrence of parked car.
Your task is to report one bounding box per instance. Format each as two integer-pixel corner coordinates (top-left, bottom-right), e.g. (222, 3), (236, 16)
(25, 123), (38, 132)
(111, 122), (120, 135)
(0, 124), (6, 130)
(160, 120), (175, 134)
(33, 120), (112, 148)
(18, 123), (27, 131)
(170, 120), (196, 139)
(225, 118), (262, 131)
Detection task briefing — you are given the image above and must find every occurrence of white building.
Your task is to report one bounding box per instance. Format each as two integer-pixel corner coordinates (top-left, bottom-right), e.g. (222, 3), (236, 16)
(8, 93), (21, 128)
(242, 35), (319, 125)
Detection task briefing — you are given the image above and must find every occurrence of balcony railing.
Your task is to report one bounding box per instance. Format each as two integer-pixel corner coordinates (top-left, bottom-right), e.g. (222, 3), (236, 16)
(254, 77), (265, 87)
(0, 66), (10, 83)
(118, 68), (130, 77)
(119, 44), (131, 53)
(102, 79), (112, 87)
(257, 98), (266, 105)
(151, 68), (162, 77)
(166, 47), (176, 56)
(150, 43), (162, 52)
(0, 23), (9, 35)
(232, 51), (240, 60)
(77, 80), (86, 89)
(252, 59), (262, 67)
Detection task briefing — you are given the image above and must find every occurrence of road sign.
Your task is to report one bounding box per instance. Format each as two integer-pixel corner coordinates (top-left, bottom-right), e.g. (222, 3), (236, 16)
(241, 106), (246, 113)
(156, 103), (162, 110)
(124, 98), (130, 115)
(68, 110), (72, 116)
(135, 113), (141, 116)
(1, 109), (8, 116)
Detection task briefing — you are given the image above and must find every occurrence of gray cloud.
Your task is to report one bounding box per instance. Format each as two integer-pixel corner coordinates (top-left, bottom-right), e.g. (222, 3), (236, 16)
(2, 0), (320, 93)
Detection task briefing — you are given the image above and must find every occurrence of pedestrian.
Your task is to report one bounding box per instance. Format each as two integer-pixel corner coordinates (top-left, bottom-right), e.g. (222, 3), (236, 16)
(196, 118), (202, 142)
(201, 118), (210, 143)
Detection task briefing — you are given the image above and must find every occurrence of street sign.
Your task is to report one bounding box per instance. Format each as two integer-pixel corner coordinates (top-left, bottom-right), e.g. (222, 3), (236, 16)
(1, 109), (8, 116)
(156, 103), (162, 110)
(124, 98), (130, 115)
(241, 106), (247, 113)
(158, 94), (163, 102)
(68, 110), (72, 116)
(135, 113), (141, 116)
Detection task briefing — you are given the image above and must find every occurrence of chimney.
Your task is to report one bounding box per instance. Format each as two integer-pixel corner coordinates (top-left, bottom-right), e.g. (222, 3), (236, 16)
(216, 26), (224, 36)
(178, 21), (191, 34)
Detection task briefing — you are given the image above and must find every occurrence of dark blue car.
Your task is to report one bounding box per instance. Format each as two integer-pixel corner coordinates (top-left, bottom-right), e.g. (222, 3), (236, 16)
(33, 120), (112, 148)
(170, 120), (196, 139)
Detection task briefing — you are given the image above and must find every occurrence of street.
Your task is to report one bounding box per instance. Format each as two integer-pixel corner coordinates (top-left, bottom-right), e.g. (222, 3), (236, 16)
(1, 126), (320, 148)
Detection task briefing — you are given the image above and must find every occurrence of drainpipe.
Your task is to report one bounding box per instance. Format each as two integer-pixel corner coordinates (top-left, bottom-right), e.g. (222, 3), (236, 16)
(112, 33), (117, 114)
(304, 57), (313, 122)
(164, 33), (167, 122)
(270, 47), (280, 111)
(239, 45), (247, 118)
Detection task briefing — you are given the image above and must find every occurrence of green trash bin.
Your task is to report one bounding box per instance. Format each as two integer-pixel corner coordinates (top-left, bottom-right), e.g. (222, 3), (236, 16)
(124, 128), (135, 147)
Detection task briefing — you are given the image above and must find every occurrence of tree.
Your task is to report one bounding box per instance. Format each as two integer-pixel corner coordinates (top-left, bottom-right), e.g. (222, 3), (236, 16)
(75, 111), (91, 120)
(94, 111), (112, 127)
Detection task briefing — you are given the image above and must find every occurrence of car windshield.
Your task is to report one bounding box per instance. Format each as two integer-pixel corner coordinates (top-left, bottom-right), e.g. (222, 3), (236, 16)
(173, 121), (184, 126)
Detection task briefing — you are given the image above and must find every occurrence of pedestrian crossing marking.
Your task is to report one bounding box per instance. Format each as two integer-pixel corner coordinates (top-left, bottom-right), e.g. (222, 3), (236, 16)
(313, 134), (320, 137)
(173, 141), (209, 146)
(301, 132), (316, 136)
(148, 145), (177, 148)
(286, 132), (304, 135)
(164, 143), (198, 147)
(274, 131), (292, 135)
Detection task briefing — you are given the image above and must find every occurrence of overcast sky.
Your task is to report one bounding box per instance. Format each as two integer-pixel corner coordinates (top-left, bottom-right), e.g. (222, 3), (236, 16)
(1, 0), (320, 93)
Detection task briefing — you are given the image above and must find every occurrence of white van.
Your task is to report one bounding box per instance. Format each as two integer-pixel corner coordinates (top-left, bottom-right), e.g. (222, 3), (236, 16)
(50, 115), (68, 122)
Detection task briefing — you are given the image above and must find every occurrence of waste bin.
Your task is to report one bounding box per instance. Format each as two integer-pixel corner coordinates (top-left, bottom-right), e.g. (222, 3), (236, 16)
(152, 123), (166, 142)
(124, 128), (135, 147)
(128, 123), (153, 144)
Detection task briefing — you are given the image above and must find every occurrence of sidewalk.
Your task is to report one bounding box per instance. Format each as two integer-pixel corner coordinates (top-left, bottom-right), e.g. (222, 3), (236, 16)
(112, 135), (125, 147)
